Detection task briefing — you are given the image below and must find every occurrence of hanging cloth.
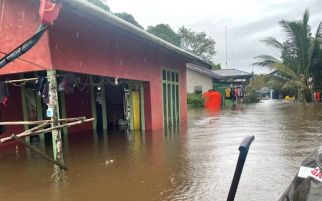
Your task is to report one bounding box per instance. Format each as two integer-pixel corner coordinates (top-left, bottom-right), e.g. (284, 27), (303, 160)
(225, 88), (231, 98)
(0, 81), (9, 106)
(58, 73), (77, 94)
(35, 76), (49, 104)
(39, 0), (62, 25)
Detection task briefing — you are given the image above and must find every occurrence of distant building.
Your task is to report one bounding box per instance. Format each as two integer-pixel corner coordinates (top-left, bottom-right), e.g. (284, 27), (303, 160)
(212, 69), (253, 104)
(186, 63), (222, 94)
(212, 69), (252, 85)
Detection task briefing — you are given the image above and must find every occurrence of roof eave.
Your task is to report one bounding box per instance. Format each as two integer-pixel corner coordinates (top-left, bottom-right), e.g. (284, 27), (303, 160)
(61, 0), (213, 69)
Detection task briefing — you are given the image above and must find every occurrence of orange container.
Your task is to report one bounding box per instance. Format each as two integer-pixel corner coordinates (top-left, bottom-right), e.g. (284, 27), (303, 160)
(203, 91), (221, 109)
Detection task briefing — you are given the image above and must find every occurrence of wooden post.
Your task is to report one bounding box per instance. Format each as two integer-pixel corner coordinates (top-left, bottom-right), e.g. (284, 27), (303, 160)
(34, 72), (45, 144)
(90, 76), (97, 131)
(129, 84), (134, 130)
(47, 70), (63, 162)
(20, 75), (29, 131)
(101, 80), (108, 133)
(140, 82), (145, 131)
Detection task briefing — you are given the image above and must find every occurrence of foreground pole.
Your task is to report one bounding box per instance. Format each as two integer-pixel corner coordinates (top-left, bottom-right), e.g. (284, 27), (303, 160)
(12, 135), (68, 170)
(47, 70), (64, 164)
(227, 135), (254, 201)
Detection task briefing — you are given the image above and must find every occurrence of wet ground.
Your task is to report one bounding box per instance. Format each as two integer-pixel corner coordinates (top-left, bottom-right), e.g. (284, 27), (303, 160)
(1, 100), (322, 201)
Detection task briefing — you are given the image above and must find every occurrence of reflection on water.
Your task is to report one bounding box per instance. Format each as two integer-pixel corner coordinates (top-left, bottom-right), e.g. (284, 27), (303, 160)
(1, 101), (322, 201)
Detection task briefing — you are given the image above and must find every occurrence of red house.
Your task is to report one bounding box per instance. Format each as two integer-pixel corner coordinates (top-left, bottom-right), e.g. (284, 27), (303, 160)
(0, 0), (211, 140)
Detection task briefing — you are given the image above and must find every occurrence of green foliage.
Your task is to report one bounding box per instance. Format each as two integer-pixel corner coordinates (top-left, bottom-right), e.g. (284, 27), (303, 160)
(114, 12), (143, 29)
(187, 93), (204, 108)
(246, 74), (298, 98)
(243, 89), (261, 104)
(147, 24), (181, 47)
(87, 0), (110, 12)
(212, 63), (221, 70)
(253, 9), (322, 102)
(178, 26), (216, 63)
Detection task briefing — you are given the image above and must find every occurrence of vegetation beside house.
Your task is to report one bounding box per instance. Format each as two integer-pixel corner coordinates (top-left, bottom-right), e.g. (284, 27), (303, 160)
(187, 93), (204, 108)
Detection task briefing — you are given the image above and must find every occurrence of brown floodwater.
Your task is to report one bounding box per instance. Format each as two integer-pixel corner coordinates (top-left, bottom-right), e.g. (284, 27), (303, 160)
(1, 100), (322, 201)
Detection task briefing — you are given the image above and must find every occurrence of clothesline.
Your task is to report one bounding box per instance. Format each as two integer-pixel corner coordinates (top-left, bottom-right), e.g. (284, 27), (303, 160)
(2, 75), (122, 94)
(3, 74), (118, 88)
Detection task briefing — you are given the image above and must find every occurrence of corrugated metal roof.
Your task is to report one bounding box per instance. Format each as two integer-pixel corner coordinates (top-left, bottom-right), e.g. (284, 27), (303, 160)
(212, 69), (252, 78)
(60, 0), (212, 69)
(187, 63), (222, 80)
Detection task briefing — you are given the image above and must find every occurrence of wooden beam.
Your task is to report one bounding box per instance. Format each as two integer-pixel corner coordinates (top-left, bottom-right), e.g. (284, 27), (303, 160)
(12, 135), (68, 171)
(0, 117), (86, 126)
(0, 118), (94, 144)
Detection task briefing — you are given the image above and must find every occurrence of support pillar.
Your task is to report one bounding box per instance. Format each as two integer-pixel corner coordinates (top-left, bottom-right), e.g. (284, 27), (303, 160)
(101, 80), (108, 133)
(90, 76), (97, 131)
(35, 73), (45, 144)
(140, 82), (145, 131)
(129, 84), (134, 131)
(20, 75), (31, 146)
(59, 91), (69, 151)
(47, 70), (63, 162)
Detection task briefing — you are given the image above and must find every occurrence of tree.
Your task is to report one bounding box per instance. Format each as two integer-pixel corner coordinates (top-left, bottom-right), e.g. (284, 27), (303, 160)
(114, 12), (143, 29)
(87, 0), (110, 12)
(147, 24), (180, 47)
(212, 63), (221, 70)
(253, 9), (322, 102)
(178, 26), (216, 63)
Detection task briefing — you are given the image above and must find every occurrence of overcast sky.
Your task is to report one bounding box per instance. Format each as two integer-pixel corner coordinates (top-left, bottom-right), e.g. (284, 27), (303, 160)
(105, 0), (322, 74)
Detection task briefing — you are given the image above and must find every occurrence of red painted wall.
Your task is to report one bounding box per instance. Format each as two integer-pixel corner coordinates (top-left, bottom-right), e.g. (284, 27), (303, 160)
(0, 0), (188, 131)
(0, 0), (52, 76)
(48, 9), (188, 130)
(63, 74), (92, 133)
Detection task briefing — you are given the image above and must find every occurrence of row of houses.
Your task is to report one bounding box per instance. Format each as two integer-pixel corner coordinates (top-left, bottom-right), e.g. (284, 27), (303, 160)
(187, 64), (252, 103)
(0, 0), (252, 141)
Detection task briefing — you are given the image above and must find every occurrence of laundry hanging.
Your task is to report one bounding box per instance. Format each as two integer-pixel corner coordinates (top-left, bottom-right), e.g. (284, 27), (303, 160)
(39, 0), (62, 25)
(58, 73), (77, 94)
(35, 76), (49, 104)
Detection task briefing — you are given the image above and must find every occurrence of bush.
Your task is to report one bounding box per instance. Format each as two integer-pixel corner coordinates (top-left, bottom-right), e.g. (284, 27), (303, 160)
(243, 90), (261, 104)
(187, 93), (204, 108)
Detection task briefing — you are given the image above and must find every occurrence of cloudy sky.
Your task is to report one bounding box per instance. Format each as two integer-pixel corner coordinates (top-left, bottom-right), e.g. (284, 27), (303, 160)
(105, 0), (322, 74)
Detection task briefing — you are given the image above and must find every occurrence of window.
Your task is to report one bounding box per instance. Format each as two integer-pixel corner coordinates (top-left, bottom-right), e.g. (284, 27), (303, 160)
(162, 69), (179, 126)
(194, 86), (203, 94)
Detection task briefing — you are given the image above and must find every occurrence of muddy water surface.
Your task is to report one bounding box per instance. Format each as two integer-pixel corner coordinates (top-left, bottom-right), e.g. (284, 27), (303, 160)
(1, 101), (322, 201)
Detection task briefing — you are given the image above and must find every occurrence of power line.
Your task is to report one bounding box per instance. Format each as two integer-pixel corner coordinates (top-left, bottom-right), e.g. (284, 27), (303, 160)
(0, 50), (48, 71)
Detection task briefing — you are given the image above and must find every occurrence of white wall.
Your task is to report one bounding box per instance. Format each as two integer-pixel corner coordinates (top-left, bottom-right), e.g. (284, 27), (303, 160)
(186, 68), (213, 93)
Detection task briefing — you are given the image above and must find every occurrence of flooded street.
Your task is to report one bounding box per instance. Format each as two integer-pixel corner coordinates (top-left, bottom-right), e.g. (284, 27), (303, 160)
(1, 101), (322, 201)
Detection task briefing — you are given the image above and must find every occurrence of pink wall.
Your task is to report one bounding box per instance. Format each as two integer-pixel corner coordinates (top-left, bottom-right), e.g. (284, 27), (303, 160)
(0, 0), (52, 76)
(0, 0), (188, 131)
(63, 75), (93, 133)
(48, 9), (188, 130)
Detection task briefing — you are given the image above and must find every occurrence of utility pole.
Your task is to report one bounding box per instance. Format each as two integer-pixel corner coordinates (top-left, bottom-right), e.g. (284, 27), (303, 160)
(225, 25), (228, 69)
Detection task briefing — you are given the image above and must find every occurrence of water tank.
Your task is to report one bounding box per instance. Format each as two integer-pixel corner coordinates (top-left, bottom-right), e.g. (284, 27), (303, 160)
(203, 90), (221, 109)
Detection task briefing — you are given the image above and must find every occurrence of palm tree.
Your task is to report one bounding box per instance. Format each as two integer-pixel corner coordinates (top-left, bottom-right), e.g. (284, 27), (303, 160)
(253, 9), (322, 102)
